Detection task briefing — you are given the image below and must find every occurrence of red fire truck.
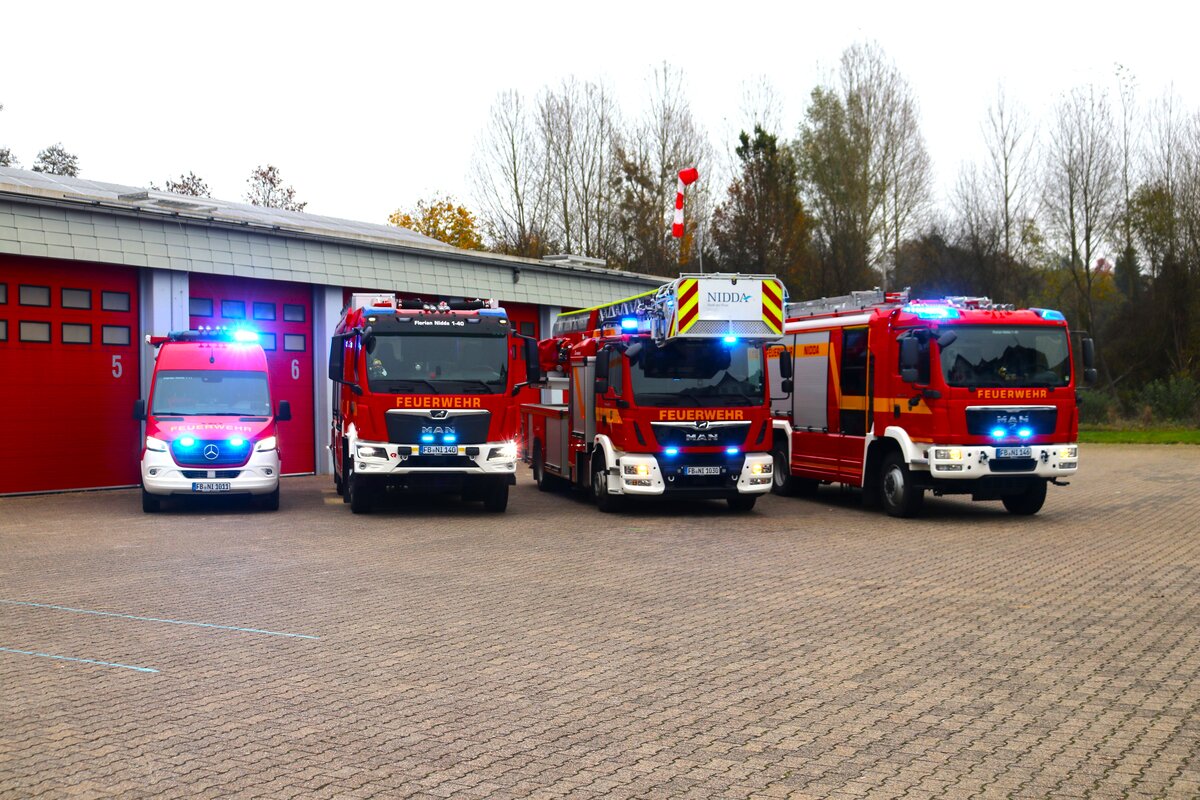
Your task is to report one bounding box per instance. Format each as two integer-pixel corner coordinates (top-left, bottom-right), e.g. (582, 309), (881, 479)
(521, 274), (788, 512)
(328, 293), (539, 513)
(135, 328), (292, 513)
(768, 290), (1095, 517)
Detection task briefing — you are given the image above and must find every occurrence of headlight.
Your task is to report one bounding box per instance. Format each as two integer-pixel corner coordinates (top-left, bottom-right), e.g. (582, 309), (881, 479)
(145, 436), (167, 452)
(1058, 446), (1078, 459)
(623, 463), (651, 476)
(497, 442), (518, 460)
(934, 448), (963, 460)
(751, 462), (773, 475)
(255, 436), (278, 452)
(356, 445), (385, 459)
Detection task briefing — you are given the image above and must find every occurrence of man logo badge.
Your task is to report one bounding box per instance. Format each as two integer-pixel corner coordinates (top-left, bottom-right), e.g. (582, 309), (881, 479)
(694, 420), (710, 430)
(203, 444), (220, 460)
(429, 409), (449, 419)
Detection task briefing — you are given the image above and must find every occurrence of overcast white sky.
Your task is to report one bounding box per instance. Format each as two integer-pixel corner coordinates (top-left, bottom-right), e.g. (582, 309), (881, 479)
(1, 1), (1195, 226)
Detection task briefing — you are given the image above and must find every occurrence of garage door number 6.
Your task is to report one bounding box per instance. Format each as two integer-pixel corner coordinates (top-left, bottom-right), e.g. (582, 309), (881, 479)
(291, 358), (300, 380)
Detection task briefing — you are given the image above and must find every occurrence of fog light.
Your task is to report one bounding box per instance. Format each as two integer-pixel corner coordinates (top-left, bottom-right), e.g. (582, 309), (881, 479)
(1061, 460), (1077, 469)
(625, 478), (651, 487)
(264, 468), (273, 476)
(934, 448), (963, 460)
(148, 468), (159, 476)
(749, 477), (771, 485)
(937, 463), (964, 471)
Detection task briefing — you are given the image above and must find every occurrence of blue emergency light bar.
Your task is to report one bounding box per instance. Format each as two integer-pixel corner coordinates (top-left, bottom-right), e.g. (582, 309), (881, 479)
(902, 304), (960, 320)
(1031, 308), (1066, 321)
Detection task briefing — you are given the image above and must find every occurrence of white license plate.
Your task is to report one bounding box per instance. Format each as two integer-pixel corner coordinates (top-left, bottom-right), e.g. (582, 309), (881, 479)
(420, 446), (459, 455)
(996, 447), (1032, 459)
(685, 466), (722, 476)
(192, 482), (231, 493)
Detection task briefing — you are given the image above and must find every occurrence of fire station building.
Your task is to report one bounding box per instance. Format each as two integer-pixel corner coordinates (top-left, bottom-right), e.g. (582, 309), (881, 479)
(0, 167), (660, 495)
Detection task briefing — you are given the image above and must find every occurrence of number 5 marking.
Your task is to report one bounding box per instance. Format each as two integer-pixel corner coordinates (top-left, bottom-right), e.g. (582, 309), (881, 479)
(291, 359), (300, 380)
(111, 354), (123, 379)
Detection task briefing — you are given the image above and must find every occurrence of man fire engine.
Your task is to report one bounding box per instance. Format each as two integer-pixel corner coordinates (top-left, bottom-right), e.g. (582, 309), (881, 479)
(329, 293), (539, 513)
(521, 274), (788, 512)
(768, 290), (1095, 517)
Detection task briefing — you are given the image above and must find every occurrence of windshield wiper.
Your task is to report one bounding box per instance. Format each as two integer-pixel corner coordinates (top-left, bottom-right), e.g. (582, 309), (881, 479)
(441, 378), (502, 393)
(388, 378), (440, 393)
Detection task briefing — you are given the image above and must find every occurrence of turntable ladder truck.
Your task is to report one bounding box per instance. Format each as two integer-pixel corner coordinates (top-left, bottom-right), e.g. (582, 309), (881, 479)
(521, 273), (790, 512)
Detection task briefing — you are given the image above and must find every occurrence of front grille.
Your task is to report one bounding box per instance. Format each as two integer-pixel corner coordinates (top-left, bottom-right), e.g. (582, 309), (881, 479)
(181, 470), (242, 479)
(989, 458), (1037, 473)
(171, 440), (251, 467)
(385, 411), (491, 445)
(966, 407), (1057, 436)
(651, 422), (750, 448)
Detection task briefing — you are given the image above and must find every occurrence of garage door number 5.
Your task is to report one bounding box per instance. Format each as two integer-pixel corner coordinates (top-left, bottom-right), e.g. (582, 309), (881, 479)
(291, 359), (300, 380)
(111, 354), (123, 379)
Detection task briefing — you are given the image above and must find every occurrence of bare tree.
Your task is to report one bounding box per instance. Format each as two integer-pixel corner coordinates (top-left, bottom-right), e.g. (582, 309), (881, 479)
(32, 143), (79, 176)
(1043, 86), (1120, 370)
(471, 90), (549, 257)
(983, 86), (1038, 268)
(163, 172), (211, 197)
(0, 102), (16, 168)
(245, 164), (306, 211)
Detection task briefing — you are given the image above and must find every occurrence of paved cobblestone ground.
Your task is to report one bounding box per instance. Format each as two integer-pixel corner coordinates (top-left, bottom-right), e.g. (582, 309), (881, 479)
(1, 444), (1198, 799)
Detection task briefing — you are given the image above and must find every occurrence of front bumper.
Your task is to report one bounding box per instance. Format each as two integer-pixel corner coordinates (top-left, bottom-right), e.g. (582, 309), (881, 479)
(351, 439), (518, 478)
(141, 447), (281, 496)
(923, 443), (1079, 479)
(612, 452), (774, 496)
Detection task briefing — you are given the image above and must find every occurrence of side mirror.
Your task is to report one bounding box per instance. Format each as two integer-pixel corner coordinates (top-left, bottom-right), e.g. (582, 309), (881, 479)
(899, 337), (920, 383)
(277, 400), (292, 421)
(1081, 338), (1095, 370)
(778, 349), (794, 379)
(624, 342), (643, 360)
(364, 334), (377, 355)
(1084, 368), (1098, 386)
(328, 338), (345, 380)
(133, 399), (146, 421)
(781, 378), (794, 394)
(594, 348), (609, 394)
(936, 330), (957, 349)
(524, 337), (541, 386)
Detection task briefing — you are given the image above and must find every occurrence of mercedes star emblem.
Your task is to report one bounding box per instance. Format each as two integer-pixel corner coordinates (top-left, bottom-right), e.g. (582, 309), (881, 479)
(203, 444), (220, 460)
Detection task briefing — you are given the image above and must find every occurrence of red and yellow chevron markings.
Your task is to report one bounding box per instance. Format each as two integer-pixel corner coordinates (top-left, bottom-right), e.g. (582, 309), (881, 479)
(762, 279), (783, 334)
(676, 278), (700, 335)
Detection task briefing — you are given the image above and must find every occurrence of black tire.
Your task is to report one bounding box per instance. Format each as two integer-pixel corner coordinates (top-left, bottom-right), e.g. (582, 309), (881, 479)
(141, 486), (160, 513)
(334, 472), (343, 496)
(483, 480), (509, 512)
(592, 456), (619, 513)
(347, 470), (372, 514)
(340, 451), (351, 503)
(879, 451), (924, 518)
(533, 444), (554, 493)
(1002, 480), (1048, 516)
(728, 494), (758, 512)
(256, 485), (280, 511)
(771, 443), (817, 497)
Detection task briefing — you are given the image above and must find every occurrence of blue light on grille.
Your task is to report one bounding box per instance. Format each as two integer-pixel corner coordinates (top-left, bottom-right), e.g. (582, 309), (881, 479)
(179, 436), (196, 447)
(443, 434), (457, 444)
(1017, 427), (1033, 439)
(726, 447), (739, 455)
(664, 447), (679, 456)
(420, 434), (434, 443)
(991, 427), (1006, 439)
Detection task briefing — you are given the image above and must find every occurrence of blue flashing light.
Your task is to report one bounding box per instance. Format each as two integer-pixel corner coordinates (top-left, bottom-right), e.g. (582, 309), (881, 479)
(420, 434), (435, 444)
(478, 308), (507, 317)
(903, 304), (960, 320)
(232, 329), (259, 343)
(664, 447), (679, 457)
(621, 317), (638, 330)
(442, 434), (457, 444)
(990, 427), (1007, 439)
(1033, 308), (1067, 321)
(726, 446), (740, 455)
(179, 436), (196, 447)
(1017, 427), (1033, 439)
(230, 437), (245, 447)
(722, 335), (738, 344)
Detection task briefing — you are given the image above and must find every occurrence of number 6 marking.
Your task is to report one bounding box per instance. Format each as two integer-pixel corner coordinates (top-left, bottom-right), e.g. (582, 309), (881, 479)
(291, 359), (300, 380)
(111, 354), (123, 379)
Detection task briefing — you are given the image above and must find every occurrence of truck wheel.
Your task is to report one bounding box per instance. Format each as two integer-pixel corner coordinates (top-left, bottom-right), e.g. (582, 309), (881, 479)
(341, 452), (351, 503)
(880, 451), (924, 518)
(255, 486), (280, 512)
(141, 486), (160, 513)
(1002, 480), (1048, 516)
(348, 470), (372, 514)
(533, 445), (553, 492)
(334, 472), (343, 496)
(592, 456), (620, 513)
(771, 443), (816, 497)
(727, 494), (757, 512)
(483, 480), (509, 512)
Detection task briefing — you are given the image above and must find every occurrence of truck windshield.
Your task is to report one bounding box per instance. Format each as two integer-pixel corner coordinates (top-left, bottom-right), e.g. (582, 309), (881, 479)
(940, 326), (1071, 388)
(629, 339), (764, 407)
(151, 370), (271, 416)
(366, 333), (508, 394)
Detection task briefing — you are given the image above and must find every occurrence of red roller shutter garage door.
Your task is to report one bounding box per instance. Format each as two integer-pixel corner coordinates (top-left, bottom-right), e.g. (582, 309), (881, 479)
(0, 256), (141, 494)
(188, 274), (315, 474)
